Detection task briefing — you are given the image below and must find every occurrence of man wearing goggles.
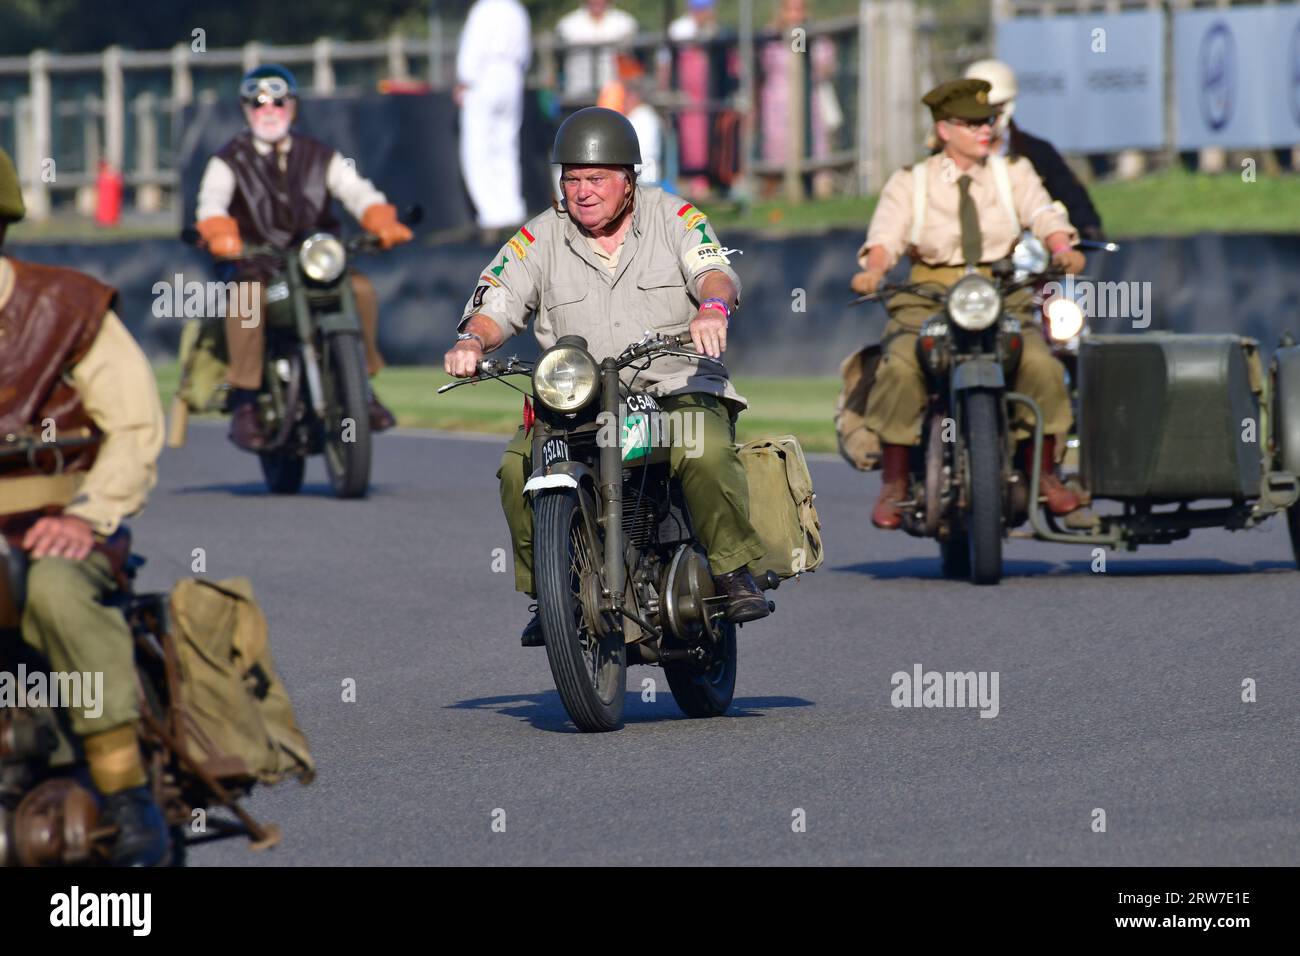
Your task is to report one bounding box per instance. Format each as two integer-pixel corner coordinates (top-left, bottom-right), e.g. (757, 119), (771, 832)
(195, 64), (413, 450)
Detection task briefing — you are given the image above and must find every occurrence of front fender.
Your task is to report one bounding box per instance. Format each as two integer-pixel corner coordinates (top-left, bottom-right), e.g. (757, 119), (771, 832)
(523, 460), (597, 496)
(951, 357), (1005, 392)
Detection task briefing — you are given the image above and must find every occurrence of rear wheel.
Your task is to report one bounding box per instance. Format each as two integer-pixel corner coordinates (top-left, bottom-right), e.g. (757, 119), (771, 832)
(664, 621), (737, 718)
(535, 490), (626, 732)
(963, 390), (1004, 585)
(259, 450), (305, 494)
(321, 333), (372, 499)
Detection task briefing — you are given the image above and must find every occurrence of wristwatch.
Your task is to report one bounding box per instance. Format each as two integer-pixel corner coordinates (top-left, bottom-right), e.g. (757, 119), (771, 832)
(456, 331), (485, 350)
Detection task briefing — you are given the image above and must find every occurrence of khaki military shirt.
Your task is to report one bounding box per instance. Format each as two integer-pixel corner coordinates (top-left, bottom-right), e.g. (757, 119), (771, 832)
(0, 257), (164, 536)
(858, 152), (1079, 271)
(460, 186), (747, 407)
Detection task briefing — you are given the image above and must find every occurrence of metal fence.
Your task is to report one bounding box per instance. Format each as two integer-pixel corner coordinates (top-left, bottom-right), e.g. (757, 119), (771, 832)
(1, 2), (994, 222)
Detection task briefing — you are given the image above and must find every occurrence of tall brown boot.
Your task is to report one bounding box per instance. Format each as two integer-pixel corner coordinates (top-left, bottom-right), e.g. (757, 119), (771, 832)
(872, 443), (911, 530)
(1025, 436), (1079, 516)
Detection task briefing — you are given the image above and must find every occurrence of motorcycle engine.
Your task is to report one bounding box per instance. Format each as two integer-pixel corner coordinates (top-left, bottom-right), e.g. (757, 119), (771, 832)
(4, 778), (100, 866)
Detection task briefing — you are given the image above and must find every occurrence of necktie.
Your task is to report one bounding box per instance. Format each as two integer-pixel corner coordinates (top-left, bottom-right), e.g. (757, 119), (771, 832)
(957, 174), (982, 266)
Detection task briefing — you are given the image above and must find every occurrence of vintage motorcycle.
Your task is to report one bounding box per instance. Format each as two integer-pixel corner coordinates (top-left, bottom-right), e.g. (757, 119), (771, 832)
(181, 207), (420, 498)
(854, 237), (1300, 583)
(439, 332), (780, 732)
(1, 435), (287, 866)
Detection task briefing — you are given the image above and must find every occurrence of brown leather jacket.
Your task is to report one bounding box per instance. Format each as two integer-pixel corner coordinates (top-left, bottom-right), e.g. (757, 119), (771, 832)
(216, 130), (338, 249)
(0, 260), (115, 541)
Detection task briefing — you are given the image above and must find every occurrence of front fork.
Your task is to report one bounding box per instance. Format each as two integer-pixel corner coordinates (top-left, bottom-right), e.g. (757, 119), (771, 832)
(597, 358), (625, 612)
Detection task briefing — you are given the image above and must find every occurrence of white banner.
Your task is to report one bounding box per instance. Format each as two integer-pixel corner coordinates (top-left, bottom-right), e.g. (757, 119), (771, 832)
(996, 11), (1165, 152)
(1174, 5), (1300, 149)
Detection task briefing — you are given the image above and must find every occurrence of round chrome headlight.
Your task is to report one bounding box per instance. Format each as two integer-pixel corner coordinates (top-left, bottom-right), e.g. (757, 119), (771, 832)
(1012, 233), (1048, 281)
(947, 275), (1002, 331)
(533, 345), (599, 412)
(1045, 296), (1085, 342)
(299, 233), (346, 283)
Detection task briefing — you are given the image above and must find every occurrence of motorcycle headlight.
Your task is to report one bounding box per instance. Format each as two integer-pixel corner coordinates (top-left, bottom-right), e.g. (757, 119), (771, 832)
(946, 275), (1002, 331)
(299, 233), (346, 283)
(1012, 233), (1048, 281)
(1045, 296), (1085, 342)
(533, 345), (599, 412)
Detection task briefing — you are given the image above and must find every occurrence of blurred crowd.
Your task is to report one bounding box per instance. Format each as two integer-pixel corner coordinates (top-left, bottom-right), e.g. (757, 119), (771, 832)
(455, 0), (846, 230)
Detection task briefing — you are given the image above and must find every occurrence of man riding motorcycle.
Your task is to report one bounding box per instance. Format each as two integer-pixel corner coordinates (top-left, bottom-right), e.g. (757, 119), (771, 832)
(850, 79), (1086, 529)
(443, 106), (770, 646)
(963, 59), (1105, 242)
(0, 147), (169, 865)
(194, 64), (413, 451)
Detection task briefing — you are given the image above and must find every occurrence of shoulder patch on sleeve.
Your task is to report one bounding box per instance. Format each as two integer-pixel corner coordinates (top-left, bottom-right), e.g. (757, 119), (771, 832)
(684, 242), (731, 272)
(506, 225), (537, 261)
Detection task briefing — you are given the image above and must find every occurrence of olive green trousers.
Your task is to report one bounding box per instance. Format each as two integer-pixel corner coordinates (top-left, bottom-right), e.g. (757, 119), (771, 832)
(19, 551), (139, 738)
(497, 393), (767, 595)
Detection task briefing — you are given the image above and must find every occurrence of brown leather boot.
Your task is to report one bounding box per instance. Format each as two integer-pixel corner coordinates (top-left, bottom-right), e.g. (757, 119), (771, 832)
(228, 397), (267, 452)
(368, 392), (396, 432)
(872, 443), (911, 530)
(711, 568), (771, 623)
(1031, 436), (1079, 516)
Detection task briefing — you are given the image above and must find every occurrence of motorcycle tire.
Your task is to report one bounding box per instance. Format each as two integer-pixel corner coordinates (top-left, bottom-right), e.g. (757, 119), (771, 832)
(1287, 504), (1300, 569)
(534, 489), (627, 732)
(664, 620), (737, 718)
(259, 449), (305, 495)
(962, 389), (1003, 585)
(321, 333), (372, 499)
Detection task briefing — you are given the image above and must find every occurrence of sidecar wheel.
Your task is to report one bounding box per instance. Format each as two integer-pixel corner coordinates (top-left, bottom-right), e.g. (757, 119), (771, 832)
(534, 489), (626, 732)
(1287, 504), (1300, 569)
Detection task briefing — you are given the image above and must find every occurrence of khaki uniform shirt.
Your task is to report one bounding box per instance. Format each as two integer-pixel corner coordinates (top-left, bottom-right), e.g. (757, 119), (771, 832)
(858, 152), (1079, 270)
(460, 186), (747, 407)
(0, 257), (164, 536)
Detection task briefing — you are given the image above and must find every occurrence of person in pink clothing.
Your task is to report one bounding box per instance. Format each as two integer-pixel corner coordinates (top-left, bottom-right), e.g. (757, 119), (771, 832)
(758, 0), (838, 197)
(669, 0), (718, 196)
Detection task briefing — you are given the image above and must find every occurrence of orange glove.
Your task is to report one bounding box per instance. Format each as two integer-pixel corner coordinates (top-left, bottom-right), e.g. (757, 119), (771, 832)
(850, 270), (886, 296)
(1051, 247), (1086, 275)
(361, 203), (413, 250)
(196, 215), (242, 258)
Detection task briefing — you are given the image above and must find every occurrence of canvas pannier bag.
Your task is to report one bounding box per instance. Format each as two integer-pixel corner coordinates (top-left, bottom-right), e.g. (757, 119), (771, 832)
(176, 317), (229, 413)
(738, 435), (824, 578)
(168, 577), (314, 786)
(835, 343), (883, 471)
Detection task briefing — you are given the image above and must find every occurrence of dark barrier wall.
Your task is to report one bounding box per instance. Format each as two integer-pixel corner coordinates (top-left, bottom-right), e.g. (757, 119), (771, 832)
(176, 92), (559, 235)
(8, 228), (1300, 376)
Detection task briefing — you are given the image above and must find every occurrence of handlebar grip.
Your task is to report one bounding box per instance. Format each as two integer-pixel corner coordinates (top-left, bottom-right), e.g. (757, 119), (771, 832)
(674, 331), (694, 346)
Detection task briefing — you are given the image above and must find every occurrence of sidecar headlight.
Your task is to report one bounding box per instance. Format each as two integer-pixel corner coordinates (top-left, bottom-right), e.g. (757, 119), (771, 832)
(533, 346), (599, 412)
(947, 274), (1002, 331)
(299, 233), (346, 283)
(1045, 296), (1084, 342)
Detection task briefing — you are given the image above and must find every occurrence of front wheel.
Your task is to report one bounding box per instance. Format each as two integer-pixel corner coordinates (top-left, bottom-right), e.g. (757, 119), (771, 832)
(534, 490), (627, 732)
(962, 390), (1004, 585)
(664, 621), (737, 718)
(321, 333), (372, 499)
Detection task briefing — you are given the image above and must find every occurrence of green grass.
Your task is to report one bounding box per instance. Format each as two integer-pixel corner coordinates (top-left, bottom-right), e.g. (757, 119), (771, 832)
(155, 361), (843, 452)
(706, 168), (1300, 237)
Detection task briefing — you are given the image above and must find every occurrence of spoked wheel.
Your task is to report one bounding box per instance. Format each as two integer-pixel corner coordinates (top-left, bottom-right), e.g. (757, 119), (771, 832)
(535, 490), (626, 732)
(962, 389), (1004, 585)
(664, 619), (737, 718)
(259, 449), (305, 494)
(321, 333), (372, 499)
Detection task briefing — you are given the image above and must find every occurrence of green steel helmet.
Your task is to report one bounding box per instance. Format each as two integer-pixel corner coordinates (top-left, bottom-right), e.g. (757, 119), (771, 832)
(551, 107), (641, 166)
(0, 146), (24, 222)
(239, 64), (299, 103)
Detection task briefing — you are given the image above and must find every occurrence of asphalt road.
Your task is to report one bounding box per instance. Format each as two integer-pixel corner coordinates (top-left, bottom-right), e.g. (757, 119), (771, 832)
(134, 421), (1298, 866)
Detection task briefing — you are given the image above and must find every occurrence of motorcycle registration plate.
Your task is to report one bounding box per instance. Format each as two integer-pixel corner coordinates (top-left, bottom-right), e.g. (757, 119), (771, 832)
(542, 437), (570, 467)
(622, 392), (659, 462)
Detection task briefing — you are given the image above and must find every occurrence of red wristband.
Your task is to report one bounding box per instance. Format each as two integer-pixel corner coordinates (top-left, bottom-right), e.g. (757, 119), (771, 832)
(700, 298), (731, 319)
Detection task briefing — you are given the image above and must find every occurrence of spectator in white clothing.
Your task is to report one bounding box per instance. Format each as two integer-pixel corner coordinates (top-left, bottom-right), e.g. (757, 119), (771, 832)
(556, 0), (639, 100)
(455, 0), (532, 233)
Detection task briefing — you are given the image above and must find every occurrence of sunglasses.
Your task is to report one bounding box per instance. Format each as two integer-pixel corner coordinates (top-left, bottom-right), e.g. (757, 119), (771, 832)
(244, 94), (289, 110)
